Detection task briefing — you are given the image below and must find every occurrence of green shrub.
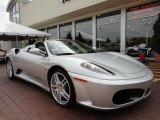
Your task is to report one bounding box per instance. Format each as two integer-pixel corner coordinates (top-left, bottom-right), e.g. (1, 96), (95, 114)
(152, 15), (160, 53)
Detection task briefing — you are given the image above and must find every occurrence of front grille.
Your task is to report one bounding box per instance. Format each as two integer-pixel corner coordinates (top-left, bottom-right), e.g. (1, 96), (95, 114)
(113, 89), (144, 105)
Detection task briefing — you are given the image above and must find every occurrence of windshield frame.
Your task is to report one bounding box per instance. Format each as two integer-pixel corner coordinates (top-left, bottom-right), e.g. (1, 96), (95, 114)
(46, 39), (96, 56)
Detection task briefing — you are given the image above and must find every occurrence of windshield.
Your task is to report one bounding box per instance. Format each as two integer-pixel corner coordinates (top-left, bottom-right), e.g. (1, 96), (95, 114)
(47, 40), (96, 55)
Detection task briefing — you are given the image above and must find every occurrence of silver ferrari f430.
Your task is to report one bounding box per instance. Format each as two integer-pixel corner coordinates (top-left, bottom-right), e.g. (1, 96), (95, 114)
(6, 39), (153, 110)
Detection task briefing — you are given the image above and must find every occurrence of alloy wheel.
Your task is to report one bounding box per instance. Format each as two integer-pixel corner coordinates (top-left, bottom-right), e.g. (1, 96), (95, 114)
(50, 72), (71, 105)
(7, 60), (13, 78)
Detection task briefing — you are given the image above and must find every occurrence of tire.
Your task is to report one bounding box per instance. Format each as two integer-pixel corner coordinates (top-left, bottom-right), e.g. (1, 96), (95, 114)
(50, 69), (76, 107)
(6, 59), (15, 80)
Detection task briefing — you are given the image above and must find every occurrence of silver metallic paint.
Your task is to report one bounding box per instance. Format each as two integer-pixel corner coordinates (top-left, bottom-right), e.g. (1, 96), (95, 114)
(6, 40), (153, 110)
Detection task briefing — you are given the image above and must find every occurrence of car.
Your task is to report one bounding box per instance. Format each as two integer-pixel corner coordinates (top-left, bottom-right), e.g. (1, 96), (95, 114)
(6, 39), (153, 110)
(126, 45), (152, 57)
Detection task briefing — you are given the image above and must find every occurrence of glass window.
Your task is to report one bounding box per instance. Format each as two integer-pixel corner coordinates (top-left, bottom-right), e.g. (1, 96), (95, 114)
(96, 11), (121, 52)
(47, 40), (96, 55)
(47, 26), (57, 39)
(10, 1), (20, 24)
(39, 28), (46, 32)
(12, 5), (16, 14)
(12, 14), (16, 23)
(126, 1), (160, 58)
(15, 12), (20, 23)
(60, 23), (72, 39)
(76, 18), (92, 47)
(10, 8), (13, 15)
(15, 2), (20, 13)
(10, 13), (13, 20)
(10, 7), (14, 22)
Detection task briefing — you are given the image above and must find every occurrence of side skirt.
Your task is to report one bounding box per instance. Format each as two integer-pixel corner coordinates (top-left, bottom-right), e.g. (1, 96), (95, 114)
(15, 72), (50, 92)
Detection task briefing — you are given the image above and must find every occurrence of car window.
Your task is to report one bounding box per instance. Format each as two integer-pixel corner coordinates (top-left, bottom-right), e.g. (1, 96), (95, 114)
(47, 40), (96, 55)
(35, 42), (46, 52)
(22, 44), (36, 52)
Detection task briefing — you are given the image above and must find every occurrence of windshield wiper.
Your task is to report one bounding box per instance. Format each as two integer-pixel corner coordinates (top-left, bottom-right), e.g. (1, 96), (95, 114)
(56, 53), (75, 55)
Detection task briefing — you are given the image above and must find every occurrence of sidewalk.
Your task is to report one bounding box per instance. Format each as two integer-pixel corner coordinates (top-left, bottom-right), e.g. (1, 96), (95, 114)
(147, 62), (160, 82)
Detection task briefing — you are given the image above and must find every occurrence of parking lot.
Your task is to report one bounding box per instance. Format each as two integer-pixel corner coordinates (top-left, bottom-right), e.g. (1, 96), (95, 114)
(0, 62), (160, 120)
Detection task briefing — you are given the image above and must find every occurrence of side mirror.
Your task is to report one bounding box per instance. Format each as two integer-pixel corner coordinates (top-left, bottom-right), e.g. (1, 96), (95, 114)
(96, 48), (102, 52)
(15, 48), (20, 54)
(29, 48), (46, 56)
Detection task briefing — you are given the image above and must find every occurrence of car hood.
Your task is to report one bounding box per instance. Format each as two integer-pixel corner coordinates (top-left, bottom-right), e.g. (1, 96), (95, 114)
(73, 52), (145, 74)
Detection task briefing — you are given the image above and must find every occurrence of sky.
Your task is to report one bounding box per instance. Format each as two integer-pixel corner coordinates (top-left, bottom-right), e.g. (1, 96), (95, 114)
(0, 0), (10, 19)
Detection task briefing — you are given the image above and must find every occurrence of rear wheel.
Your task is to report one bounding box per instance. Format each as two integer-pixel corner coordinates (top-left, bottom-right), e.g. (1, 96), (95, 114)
(6, 59), (15, 79)
(50, 69), (75, 107)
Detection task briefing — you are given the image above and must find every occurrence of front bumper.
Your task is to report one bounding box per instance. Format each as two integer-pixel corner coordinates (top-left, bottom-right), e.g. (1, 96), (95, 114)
(69, 72), (153, 110)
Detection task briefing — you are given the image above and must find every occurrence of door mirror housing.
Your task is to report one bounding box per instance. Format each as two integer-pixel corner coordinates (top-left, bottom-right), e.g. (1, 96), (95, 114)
(96, 48), (103, 52)
(29, 48), (46, 56)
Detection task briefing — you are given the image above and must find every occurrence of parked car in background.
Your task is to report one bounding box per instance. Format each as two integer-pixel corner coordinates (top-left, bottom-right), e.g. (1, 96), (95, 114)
(6, 39), (153, 110)
(126, 44), (153, 57)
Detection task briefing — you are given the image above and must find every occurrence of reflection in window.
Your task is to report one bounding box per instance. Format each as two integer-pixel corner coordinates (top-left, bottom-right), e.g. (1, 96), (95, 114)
(39, 28), (46, 32)
(13, 14), (16, 23)
(15, 2), (19, 12)
(126, 1), (160, 58)
(60, 23), (72, 39)
(47, 26), (57, 39)
(15, 13), (20, 23)
(96, 11), (121, 52)
(10, 1), (20, 24)
(76, 18), (92, 47)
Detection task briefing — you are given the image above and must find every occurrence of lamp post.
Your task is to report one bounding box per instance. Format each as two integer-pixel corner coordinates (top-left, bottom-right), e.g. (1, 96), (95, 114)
(98, 25), (105, 48)
(144, 22), (152, 46)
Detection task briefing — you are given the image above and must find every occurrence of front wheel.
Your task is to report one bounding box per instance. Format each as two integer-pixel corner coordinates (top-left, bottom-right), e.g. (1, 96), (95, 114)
(6, 59), (15, 79)
(50, 69), (76, 107)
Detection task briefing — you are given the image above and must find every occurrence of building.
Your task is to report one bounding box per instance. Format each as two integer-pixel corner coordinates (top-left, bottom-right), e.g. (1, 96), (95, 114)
(7, 0), (160, 60)
(6, 0), (32, 24)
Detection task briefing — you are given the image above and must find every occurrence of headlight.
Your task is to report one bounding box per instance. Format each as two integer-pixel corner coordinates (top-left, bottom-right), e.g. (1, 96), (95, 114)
(81, 62), (115, 75)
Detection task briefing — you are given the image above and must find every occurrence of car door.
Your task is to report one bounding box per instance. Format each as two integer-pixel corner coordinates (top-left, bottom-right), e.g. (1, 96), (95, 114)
(19, 50), (48, 85)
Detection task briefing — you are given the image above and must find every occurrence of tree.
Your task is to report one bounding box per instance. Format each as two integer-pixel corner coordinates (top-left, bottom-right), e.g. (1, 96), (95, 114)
(106, 38), (111, 44)
(152, 14), (160, 53)
(77, 32), (84, 43)
(66, 31), (72, 39)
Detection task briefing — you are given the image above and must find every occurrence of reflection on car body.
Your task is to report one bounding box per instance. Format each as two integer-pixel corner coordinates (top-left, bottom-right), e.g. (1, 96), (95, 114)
(6, 39), (153, 110)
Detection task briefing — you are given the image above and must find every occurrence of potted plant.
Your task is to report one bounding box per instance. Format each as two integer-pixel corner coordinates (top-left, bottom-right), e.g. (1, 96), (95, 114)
(152, 15), (160, 62)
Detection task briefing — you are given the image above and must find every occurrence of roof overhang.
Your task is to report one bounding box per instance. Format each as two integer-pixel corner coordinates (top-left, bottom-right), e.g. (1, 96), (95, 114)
(29, 0), (147, 29)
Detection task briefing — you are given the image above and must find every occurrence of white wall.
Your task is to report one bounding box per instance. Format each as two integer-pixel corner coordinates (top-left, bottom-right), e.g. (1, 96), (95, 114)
(21, 0), (145, 28)
(0, 41), (12, 50)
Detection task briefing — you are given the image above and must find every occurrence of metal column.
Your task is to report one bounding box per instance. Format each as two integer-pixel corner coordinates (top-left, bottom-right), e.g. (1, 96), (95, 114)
(57, 25), (60, 39)
(120, 8), (126, 54)
(72, 21), (76, 40)
(16, 36), (18, 48)
(92, 16), (96, 49)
